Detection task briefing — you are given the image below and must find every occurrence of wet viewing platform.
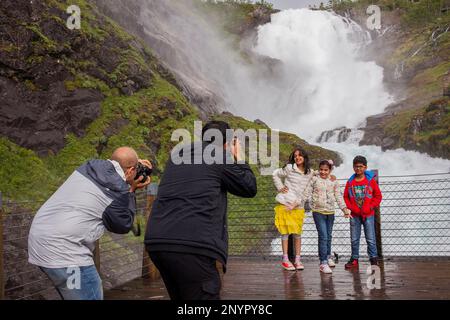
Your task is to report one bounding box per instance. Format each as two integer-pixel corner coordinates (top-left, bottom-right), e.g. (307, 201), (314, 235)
(105, 257), (450, 300)
(1, 173), (449, 300)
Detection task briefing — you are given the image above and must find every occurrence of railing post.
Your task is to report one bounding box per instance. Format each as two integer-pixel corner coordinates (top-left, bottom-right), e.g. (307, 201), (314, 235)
(0, 192), (4, 300)
(288, 200), (310, 262)
(94, 240), (100, 271)
(373, 170), (383, 259)
(142, 190), (159, 280)
(287, 235), (294, 263)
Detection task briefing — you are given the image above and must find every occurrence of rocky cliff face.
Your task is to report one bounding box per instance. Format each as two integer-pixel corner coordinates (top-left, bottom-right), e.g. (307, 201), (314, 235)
(380, 96), (450, 159)
(91, 0), (223, 116)
(316, 127), (353, 144)
(0, 0), (341, 203)
(0, 0), (155, 156)
(92, 0), (277, 116)
(0, 0), (343, 300)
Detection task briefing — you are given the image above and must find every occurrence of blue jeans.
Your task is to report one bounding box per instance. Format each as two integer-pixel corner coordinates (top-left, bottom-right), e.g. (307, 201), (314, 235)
(313, 212), (335, 264)
(40, 265), (103, 300)
(350, 215), (378, 259)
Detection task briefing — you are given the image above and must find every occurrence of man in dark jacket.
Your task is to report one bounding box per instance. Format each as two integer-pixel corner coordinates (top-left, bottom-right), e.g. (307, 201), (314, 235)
(28, 147), (152, 300)
(145, 121), (257, 300)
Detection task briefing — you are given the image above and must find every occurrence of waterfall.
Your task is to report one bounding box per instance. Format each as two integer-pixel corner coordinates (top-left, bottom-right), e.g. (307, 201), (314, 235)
(96, 1), (450, 258)
(246, 9), (450, 175)
(241, 9), (392, 140)
(96, 2), (450, 173)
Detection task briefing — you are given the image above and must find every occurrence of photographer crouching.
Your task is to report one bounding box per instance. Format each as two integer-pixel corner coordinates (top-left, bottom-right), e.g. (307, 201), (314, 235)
(28, 147), (152, 300)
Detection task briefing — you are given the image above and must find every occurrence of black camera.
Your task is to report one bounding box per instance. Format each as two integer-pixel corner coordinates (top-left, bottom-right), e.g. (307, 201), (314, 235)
(135, 163), (152, 183)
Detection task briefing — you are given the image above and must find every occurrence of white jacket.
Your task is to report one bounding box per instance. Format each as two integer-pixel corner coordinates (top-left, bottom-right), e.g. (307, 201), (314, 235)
(273, 164), (315, 209)
(28, 160), (136, 268)
(302, 176), (346, 213)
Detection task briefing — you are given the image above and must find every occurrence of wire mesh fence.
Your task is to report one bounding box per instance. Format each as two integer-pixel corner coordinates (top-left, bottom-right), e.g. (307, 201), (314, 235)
(228, 172), (450, 258)
(0, 172), (449, 300)
(0, 191), (151, 300)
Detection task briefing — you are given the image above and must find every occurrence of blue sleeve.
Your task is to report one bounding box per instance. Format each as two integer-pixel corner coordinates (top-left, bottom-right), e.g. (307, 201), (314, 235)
(102, 192), (136, 234)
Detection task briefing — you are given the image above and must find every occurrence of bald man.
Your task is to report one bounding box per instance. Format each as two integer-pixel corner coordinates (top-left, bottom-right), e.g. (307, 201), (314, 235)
(28, 147), (151, 300)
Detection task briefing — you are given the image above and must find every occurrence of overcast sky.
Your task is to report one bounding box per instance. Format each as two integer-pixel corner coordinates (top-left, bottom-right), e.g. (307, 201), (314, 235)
(269, 0), (325, 9)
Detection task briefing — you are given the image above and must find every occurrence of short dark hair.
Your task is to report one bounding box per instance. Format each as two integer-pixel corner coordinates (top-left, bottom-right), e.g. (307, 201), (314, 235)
(319, 160), (333, 170)
(353, 155), (368, 166)
(202, 121), (231, 145)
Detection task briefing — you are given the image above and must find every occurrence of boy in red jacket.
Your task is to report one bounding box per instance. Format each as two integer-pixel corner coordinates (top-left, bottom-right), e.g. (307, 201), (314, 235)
(344, 156), (382, 268)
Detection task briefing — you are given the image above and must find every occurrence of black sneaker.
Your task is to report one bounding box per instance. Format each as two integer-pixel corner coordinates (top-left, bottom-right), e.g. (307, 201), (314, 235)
(370, 257), (379, 266)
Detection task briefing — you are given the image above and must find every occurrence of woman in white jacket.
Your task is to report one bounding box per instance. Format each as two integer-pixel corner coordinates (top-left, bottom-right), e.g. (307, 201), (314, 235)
(272, 147), (315, 271)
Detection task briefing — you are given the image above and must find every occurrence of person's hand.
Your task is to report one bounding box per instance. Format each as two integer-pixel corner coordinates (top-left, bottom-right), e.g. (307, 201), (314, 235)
(130, 176), (151, 193)
(285, 201), (298, 211)
(130, 159), (152, 192)
(139, 159), (152, 170)
(330, 175), (337, 182)
(230, 137), (243, 162)
(280, 186), (289, 194)
(344, 208), (351, 219)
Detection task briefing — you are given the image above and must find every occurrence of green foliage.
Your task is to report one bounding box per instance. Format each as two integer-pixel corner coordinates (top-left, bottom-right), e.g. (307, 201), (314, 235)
(211, 113), (342, 171)
(0, 42), (15, 52)
(255, 0), (274, 10)
(408, 62), (450, 98)
(24, 80), (38, 91)
(46, 0), (108, 41)
(0, 138), (59, 203)
(227, 178), (276, 255)
(325, 0), (449, 27)
(109, 49), (152, 85)
(25, 23), (57, 51)
(0, 0), (196, 200)
(383, 107), (423, 142)
(0, 0), (342, 261)
(64, 73), (111, 95)
(401, 0), (448, 26)
(383, 96), (450, 155)
(196, 0), (275, 36)
(44, 75), (197, 180)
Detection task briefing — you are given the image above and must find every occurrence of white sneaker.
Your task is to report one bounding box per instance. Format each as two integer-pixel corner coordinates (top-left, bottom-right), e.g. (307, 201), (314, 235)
(320, 264), (333, 274)
(281, 261), (296, 271)
(294, 261), (304, 270)
(327, 258), (336, 267)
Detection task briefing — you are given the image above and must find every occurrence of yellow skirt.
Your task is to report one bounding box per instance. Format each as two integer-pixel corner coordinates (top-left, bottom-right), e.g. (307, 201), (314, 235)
(274, 205), (305, 235)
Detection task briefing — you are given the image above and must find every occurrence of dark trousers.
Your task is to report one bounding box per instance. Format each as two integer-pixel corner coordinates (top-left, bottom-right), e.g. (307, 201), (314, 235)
(148, 251), (221, 300)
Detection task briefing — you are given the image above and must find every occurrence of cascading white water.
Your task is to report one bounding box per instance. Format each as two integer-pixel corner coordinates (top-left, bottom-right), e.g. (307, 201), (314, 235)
(103, 2), (449, 257)
(232, 9), (393, 140)
(121, 2), (450, 175)
(240, 9), (450, 175)
(250, 9), (450, 257)
(321, 138), (450, 177)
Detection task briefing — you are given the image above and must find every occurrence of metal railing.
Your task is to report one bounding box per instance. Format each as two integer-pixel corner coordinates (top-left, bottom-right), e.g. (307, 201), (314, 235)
(0, 191), (155, 300)
(228, 172), (450, 258)
(0, 172), (449, 299)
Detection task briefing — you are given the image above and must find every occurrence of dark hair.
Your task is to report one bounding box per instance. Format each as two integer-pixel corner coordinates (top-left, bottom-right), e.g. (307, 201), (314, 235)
(353, 155), (368, 166)
(319, 160), (333, 170)
(285, 146), (310, 174)
(202, 121), (231, 145)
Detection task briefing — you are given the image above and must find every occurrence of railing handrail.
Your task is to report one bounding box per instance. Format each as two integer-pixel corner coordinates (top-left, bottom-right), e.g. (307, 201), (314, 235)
(1, 170), (450, 300)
